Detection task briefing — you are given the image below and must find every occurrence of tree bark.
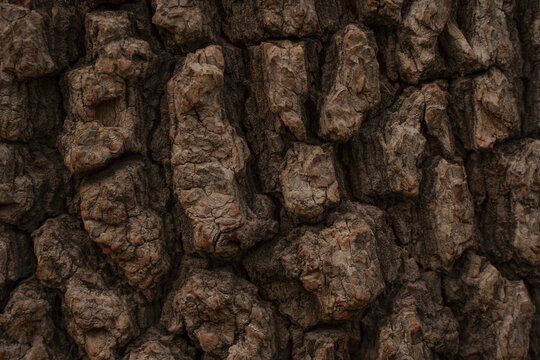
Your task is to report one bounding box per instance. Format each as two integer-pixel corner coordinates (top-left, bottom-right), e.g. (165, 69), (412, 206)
(0, 0), (538, 359)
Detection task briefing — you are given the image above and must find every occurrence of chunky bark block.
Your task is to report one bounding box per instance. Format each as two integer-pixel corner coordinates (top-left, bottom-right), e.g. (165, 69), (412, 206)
(60, 11), (156, 174)
(168, 45), (277, 259)
(445, 253), (535, 359)
(245, 202), (399, 327)
(319, 24), (380, 142)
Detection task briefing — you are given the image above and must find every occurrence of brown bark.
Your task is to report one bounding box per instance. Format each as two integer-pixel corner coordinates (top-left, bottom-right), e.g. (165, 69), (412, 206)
(0, 0), (538, 359)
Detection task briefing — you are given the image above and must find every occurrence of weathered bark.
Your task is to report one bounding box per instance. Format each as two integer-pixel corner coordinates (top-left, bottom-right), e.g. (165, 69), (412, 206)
(0, 0), (537, 359)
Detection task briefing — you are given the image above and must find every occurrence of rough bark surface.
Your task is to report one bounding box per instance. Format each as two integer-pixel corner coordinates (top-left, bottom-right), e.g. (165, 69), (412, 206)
(0, 0), (538, 359)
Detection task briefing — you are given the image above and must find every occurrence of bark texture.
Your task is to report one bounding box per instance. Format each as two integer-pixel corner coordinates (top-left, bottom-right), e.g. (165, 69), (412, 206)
(0, 0), (538, 359)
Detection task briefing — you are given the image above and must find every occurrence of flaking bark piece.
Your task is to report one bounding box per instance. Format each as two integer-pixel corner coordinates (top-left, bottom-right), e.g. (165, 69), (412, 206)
(245, 202), (398, 326)
(320, 24), (380, 142)
(60, 11), (156, 174)
(0, 278), (76, 359)
(357, 0), (404, 25)
(121, 327), (195, 360)
(396, 0), (451, 84)
(442, 0), (520, 74)
(261, 41), (309, 141)
(445, 253), (535, 359)
(161, 268), (277, 360)
(33, 215), (142, 360)
(348, 87), (427, 200)
(258, 0), (319, 37)
(152, 0), (218, 51)
(294, 330), (353, 360)
(480, 139), (540, 283)
(416, 157), (475, 272)
(450, 67), (520, 151)
(79, 159), (171, 300)
(279, 142), (340, 223)
(168, 45), (277, 259)
(376, 272), (459, 359)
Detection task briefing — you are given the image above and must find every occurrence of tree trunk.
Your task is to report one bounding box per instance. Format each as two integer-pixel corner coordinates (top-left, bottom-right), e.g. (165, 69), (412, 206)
(0, 0), (538, 359)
